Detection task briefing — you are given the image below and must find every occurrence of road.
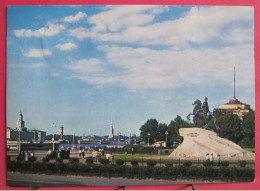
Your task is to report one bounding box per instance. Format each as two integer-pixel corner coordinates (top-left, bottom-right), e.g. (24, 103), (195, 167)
(7, 172), (198, 188)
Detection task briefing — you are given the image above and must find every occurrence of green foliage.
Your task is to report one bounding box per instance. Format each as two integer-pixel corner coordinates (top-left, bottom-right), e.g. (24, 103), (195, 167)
(42, 156), (50, 163)
(115, 159), (124, 166)
(7, 156), (11, 161)
(56, 158), (63, 163)
(238, 160), (247, 167)
(139, 119), (159, 144)
(16, 156), (24, 162)
(100, 158), (109, 165)
(85, 157), (94, 164)
(28, 156), (37, 162)
(221, 160), (229, 167)
(203, 160), (211, 167)
(139, 115), (188, 146)
(165, 161), (174, 167)
(7, 160), (255, 182)
(130, 160), (139, 166)
(183, 160), (192, 167)
(69, 158), (79, 165)
(122, 145), (156, 154)
(147, 160), (157, 167)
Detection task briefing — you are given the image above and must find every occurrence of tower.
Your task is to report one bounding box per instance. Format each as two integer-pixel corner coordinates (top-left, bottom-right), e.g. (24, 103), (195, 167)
(60, 125), (64, 140)
(16, 111), (25, 131)
(108, 115), (114, 139)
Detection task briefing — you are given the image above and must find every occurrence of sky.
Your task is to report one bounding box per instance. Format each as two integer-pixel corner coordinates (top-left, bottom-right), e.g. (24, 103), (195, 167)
(6, 5), (254, 137)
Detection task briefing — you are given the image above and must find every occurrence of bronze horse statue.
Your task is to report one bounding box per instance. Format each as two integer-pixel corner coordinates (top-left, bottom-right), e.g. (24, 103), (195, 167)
(187, 99), (220, 131)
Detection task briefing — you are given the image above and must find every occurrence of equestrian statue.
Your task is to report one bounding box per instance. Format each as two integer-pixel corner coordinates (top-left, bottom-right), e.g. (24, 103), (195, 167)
(187, 97), (220, 132)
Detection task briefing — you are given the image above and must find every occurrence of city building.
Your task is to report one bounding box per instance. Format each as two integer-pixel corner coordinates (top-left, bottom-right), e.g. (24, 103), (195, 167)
(108, 115), (114, 139)
(6, 111), (46, 141)
(218, 68), (251, 120)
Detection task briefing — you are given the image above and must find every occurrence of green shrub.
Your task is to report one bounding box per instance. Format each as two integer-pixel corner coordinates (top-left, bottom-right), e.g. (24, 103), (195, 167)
(183, 161), (192, 167)
(115, 159), (124, 166)
(131, 160), (139, 166)
(238, 160), (247, 167)
(165, 161), (174, 167)
(7, 156), (11, 161)
(28, 156), (37, 162)
(86, 157), (94, 164)
(56, 158), (63, 163)
(16, 156), (24, 162)
(147, 160), (157, 167)
(221, 160), (229, 167)
(203, 160), (211, 167)
(69, 158), (79, 165)
(100, 158), (109, 165)
(42, 156), (50, 163)
(165, 150), (169, 154)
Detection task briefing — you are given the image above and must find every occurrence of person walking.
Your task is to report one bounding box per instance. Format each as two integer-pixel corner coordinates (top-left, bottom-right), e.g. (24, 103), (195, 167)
(209, 153), (214, 166)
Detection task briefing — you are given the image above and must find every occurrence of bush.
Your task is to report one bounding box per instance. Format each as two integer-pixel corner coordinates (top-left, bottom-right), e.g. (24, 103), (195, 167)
(165, 150), (169, 154)
(28, 156), (37, 162)
(122, 145), (157, 154)
(165, 161), (174, 167)
(69, 158), (79, 165)
(115, 159), (124, 166)
(203, 160), (211, 167)
(131, 160), (139, 166)
(56, 158), (63, 163)
(221, 160), (229, 167)
(16, 156), (24, 162)
(42, 156), (50, 163)
(86, 157), (94, 164)
(7, 156), (11, 161)
(147, 160), (157, 167)
(100, 158), (109, 165)
(238, 160), (247, 167)
(183, 161), (192, 167)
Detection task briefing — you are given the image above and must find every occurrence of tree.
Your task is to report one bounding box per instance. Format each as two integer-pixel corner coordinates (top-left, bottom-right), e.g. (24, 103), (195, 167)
(139, 119), (158, 144)
(239, 110), (255, 147)
(157, 123), (168, 142)
(218, 112), (242, 143)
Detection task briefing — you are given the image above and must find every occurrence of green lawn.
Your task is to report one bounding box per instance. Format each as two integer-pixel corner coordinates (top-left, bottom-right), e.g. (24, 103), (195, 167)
(244, 148), (255, 152)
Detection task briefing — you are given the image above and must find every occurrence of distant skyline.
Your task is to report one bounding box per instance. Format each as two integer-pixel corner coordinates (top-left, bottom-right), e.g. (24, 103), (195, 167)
(6, 5), (254, 136)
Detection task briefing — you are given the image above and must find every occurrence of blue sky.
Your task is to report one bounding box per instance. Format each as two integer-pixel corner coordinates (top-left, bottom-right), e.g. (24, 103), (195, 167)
(6, 5), (254, 136)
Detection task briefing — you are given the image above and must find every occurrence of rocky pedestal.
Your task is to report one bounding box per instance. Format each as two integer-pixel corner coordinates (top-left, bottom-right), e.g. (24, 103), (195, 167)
(168, 127), (255, 160)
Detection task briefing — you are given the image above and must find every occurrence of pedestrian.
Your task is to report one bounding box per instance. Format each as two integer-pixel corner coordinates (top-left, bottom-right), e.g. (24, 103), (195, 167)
(25, 151), (29, 161)
(206, 153), (209, 161)
(210, 153), (214, 166)
(94, 150), (98, 162)
(82, 149), (85, 158)
(79, 149), (82, 158)
(217, 154), (221, 166)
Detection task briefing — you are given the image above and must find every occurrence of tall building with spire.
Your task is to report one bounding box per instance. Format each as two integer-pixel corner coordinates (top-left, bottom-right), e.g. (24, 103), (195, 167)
(16, 111), (27, 132)
(219, 67), (251, 120)
(108, 115), (114, 139)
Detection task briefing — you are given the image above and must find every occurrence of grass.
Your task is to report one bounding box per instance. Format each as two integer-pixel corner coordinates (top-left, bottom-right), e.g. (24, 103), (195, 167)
(244, 148), (255, 152)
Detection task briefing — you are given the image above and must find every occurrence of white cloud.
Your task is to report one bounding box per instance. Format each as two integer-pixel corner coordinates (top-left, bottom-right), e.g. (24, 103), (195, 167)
(13, 23), (65, 38)
(64, 12), (87, 23)
(65, 43), (254, 90)
(55, 42), (77, 51)
(24, 49), (52, 57)
(69, 6), (253, 47)
(9, 63), (48, 68)
(88, 5), (169, 32)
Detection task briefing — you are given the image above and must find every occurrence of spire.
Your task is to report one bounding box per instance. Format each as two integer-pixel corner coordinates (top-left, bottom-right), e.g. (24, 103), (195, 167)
(233, 66), (236, 100)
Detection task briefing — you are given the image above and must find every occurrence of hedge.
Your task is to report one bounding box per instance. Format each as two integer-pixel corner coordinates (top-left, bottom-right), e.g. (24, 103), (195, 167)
(7, 160), (255, 182)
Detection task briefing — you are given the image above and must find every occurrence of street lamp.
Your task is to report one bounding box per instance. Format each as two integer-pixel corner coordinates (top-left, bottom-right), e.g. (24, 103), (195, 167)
(51, 122), (56, 151)
(72, 131), (75, 150)
(128, 128), (132, 145)
(18, 130), (21, 152)
(147, 132), (150, 146)
(165, 131), (168, 147)
(117, 131), (120, 147)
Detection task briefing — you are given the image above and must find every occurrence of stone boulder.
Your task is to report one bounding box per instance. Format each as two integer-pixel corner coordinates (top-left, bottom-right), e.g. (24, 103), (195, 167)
(168, 127), (255, 160)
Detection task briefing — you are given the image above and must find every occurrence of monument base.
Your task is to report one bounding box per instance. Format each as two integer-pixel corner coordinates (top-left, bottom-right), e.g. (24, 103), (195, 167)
(168, 127), (255, 160)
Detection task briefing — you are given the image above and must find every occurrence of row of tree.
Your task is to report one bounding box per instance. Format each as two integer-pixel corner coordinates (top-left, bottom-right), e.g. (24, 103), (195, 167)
(139, 109), (255, 148)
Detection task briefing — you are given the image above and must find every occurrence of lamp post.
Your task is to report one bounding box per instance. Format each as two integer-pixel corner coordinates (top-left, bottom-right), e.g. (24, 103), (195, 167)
(165, 131), (168, 147)
(18, 130), (21, 151)
(128, 128), (132, 145)
(117, 132), (120, 147)
(148, 132), (150, 146)
(72, 131), (75, 150)
(51, 122), (56, 151)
